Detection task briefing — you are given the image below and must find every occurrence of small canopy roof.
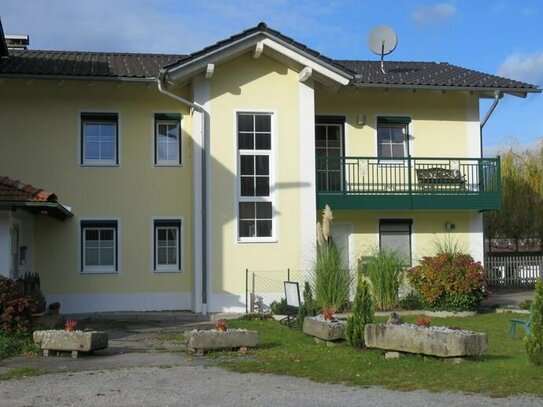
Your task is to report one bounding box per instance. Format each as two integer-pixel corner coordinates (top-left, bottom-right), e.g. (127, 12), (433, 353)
(0, 176), (73, 220)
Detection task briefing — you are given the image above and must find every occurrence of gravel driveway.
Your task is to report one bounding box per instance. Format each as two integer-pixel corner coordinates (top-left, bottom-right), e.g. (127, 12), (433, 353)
(1, 316), (542, 407)
(1, 365), (542, 407)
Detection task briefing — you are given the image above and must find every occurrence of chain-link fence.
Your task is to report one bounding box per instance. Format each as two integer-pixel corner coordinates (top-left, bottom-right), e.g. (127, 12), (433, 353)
(245, 268), (357, 313)
(244, 268), (314, 313)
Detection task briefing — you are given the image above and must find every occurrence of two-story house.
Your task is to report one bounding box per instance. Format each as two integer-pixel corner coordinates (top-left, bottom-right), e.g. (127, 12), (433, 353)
(0, 22), (539, 313)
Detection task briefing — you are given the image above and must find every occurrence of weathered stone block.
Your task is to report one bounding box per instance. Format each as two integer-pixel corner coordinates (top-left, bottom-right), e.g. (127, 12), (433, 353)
(33, 330), (108, 353)
(303, 317), (346, 341)
(364, 324), (487, 357)
(184, 329), (259, 350)
(385, 351), (403, 359)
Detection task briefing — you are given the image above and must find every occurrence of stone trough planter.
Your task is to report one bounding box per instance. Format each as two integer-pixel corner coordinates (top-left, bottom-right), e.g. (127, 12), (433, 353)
(364, 324), (487, 358)
(303, 316), (346, 341)
(184, 329), (259, 356)
(33, 330), (108, 359)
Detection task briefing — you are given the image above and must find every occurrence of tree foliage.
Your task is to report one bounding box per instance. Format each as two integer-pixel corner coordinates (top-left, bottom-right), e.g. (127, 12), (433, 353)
(484, 142), (543, 246)
(525, 279), (543, 365)
(346, 276), (374, 348)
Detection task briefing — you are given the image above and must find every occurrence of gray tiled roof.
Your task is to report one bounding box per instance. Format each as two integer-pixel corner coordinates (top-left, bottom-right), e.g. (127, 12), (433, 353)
(0, 49), (185, 79)
(0, 22), (539, 92)
(337, 60), (536, 90)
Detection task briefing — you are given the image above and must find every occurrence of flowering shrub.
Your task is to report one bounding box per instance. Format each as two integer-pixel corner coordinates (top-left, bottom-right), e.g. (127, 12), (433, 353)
(415, 316), (431, 328)
(1, 297), (35, 333)
(0, 276), (35, 334)
(406, 252), (486, 312)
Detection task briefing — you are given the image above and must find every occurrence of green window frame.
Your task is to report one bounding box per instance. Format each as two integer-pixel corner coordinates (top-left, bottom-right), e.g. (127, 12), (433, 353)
(81, 113), (118, 165)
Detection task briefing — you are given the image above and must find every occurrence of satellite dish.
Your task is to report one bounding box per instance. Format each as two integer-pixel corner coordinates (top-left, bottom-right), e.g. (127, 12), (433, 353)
(368, 26), (398, 74)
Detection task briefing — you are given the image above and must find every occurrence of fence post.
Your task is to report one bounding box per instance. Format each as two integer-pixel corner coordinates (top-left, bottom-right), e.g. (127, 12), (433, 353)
(287, 268), (290, 282)
(251, 272), (256, 313)
(540, 257), (543, 280)
(245, 268), (248, 314)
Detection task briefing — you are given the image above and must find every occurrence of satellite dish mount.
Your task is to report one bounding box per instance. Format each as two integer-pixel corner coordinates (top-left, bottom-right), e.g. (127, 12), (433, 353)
(368, 26), (398, 74)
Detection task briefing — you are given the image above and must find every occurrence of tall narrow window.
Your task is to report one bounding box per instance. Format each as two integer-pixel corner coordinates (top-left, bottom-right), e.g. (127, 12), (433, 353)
(315, 116), (345, 192)
(81, 113), (118, 165)
(377, 117), (410, 159)
(379, 219), (412, 266)
(155, 113), (181, 165)
(154, 219), (181, 272)
(237, 113), (273, 240)
(81, 220), (118, 273)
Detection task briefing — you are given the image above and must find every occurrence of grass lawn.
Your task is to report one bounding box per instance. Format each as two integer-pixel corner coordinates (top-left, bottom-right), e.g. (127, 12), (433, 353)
(219, 313), (542, 397)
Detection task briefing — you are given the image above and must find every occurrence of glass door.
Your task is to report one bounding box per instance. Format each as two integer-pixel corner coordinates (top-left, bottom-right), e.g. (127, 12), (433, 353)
(315, 122), (343, 192)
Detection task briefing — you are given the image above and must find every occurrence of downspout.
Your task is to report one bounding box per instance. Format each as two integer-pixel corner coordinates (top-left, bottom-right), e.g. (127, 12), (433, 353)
(157, 78), (208, 315)
(479, 90), (503, 157)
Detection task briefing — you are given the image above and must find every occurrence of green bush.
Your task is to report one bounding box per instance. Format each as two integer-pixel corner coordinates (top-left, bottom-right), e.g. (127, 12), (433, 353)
(314, 242), (351, 313)
(406, 252), (486, 312)
(525, 279), (543, 365)
(297, 282), (318, 329)
(345, 277), (374, 348)
(360, 249), (404, 311)
(398, 291), (424, 310)
(270, 298), (289, 315)
(0, 331), (37, 360)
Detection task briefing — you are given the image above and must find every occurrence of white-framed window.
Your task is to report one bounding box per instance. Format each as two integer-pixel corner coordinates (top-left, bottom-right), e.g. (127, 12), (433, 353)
(81, 113), (118, 165)
(155, 113), (181, 165)
(379, 219), (412, 266)
(315, 116), (345, 192)
(237, 112), (274, 241)
(377, 117), (410, 159)
(153, 219), (182, 272)
(81, 220), (118, 273)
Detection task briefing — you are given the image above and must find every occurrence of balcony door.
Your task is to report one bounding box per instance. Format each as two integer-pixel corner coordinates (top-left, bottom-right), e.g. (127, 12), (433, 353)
(315, 116), (345, 192)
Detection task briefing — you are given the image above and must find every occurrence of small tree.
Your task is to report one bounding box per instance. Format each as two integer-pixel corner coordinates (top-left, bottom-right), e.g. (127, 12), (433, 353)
(525, 279), (543, 365)
(345, 277), (374, 348)
(297, 282), (318, 329)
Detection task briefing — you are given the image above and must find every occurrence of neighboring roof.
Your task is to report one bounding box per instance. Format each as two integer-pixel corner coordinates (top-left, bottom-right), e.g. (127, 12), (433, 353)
(0, 22), (539, 93)
(0, 176), (57, 202)
(0, 50), (184, 80)
(0, 177), (72, 220)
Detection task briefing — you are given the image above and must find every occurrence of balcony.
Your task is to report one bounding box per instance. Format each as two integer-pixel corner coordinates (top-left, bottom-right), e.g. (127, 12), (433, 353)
(316, 156), (501, 211)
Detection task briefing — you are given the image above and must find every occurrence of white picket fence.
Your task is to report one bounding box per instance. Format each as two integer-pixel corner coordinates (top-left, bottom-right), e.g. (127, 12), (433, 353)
(485, 255), (543, 286)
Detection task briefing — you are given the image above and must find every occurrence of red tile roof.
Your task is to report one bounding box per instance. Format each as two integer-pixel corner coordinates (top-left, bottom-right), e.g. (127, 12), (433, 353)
(0, 176), (58, 203)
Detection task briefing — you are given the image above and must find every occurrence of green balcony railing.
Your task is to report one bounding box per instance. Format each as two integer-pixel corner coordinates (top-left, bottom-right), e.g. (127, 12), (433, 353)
(316, 156), (501, 211)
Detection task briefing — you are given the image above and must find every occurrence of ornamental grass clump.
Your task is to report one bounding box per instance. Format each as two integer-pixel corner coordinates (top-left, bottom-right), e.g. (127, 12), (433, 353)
(407, 252), (486, 312)
(345, 276), (374, 348)
(525, 278), (543, 365)
(314, 205), (351, 313)
(361, 249), (404, 311)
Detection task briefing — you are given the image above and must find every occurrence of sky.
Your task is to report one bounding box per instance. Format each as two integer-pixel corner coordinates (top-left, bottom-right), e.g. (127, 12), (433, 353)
(2, 0), (542, 155)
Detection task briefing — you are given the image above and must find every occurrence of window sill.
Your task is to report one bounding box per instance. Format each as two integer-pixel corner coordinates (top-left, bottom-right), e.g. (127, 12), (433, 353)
(153, 268), (183, 273)
(80, 162), (120, 167)
(237, 237), (278, 244)
(80, 269), (119, 275)
(154, 163), (183, 168)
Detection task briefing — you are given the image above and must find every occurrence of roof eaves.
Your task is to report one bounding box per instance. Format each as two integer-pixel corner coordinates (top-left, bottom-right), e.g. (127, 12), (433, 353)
(352, 81), (541, 96)
(161, 22), (354, 83)
(0, 73), (157, 82)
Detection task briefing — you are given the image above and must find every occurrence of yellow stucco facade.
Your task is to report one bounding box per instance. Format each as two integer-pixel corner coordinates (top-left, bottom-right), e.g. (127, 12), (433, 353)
(0, 42), (488, 313)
